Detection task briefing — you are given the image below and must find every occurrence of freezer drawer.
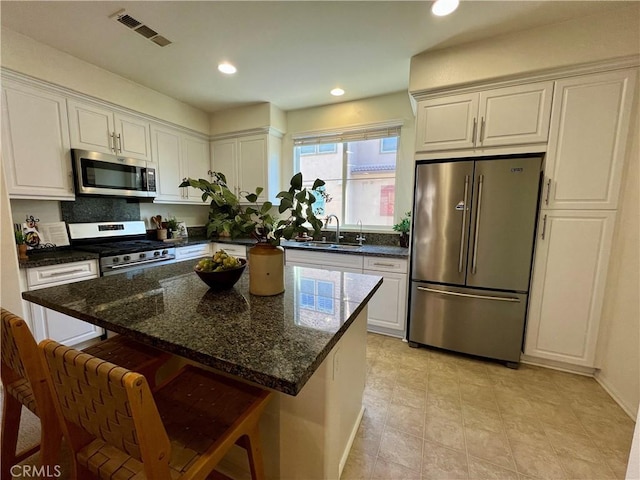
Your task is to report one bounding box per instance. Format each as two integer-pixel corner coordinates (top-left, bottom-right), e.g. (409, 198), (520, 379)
(408, 282), (527, 363)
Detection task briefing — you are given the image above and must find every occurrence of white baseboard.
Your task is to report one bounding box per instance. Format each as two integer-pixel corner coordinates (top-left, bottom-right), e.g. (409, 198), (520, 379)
(339, 405), (365, 478)
(520, 354), (596, 376)
(594, 372), (637, 419)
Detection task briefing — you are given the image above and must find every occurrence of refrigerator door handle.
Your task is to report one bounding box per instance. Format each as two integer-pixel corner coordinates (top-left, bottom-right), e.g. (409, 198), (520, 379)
(458, 175), (470, 273)
(417, 286), (521, 303)
(471, 174), (484, 274)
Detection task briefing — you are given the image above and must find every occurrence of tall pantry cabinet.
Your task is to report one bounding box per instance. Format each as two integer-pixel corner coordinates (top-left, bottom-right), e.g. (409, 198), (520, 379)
(524, 69), (637, 368)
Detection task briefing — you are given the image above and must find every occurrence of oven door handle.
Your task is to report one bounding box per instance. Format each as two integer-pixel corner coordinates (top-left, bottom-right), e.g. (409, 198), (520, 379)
(102, 256), (174, 271)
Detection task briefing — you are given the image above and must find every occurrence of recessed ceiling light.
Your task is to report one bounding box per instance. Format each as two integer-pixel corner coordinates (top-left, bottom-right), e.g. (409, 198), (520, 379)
(331, 88), (345, 97)
(218, 62), (237, 75)
(432, 0), (459, 16)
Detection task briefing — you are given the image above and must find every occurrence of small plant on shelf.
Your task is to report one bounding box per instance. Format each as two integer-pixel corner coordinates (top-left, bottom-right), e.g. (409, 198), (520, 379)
(14, 228), (25, 245)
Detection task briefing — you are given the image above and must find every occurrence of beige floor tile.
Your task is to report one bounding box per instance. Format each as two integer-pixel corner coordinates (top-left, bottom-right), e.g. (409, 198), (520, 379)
(429, 358), (460, 377)
(392, 383), (427, 410)
(386, 403), (425, 438)
(378, 426), (424, 472)
(543, 424), (604, 464)
(457, 367), (493, 388)
(398, 350), (431, 371)
(558, 454), (617, 480)
(363, 394), (390, 425)
(342, 451), (376, 480)
(464, 425), (516, 471)
(395, 366), (429, 389)
(352, 417), (384, 457)
(501, 413), (550, 450)
(459, 383), (499, 411)
(510, 439), (566, 479)
(427, 392), (463, 418)
(467, 456), (519, 480)
(371, 457), (421, 479)
(579, 412), (635, 454)
(422, 440), (469, 480)
(424, 413), (466, 451)
(461, 404), (504, 435)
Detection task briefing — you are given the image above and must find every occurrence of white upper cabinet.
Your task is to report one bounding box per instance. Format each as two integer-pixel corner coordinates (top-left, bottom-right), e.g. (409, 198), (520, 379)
(151, 124), (210, 204)
(524, 210), (616, 367)
(415, 81), (553, 152)
(67, 99), (152, 161)
(543, 69), (637, 210)
(1, 81), (74, 200)
(211, 132), (281, 203)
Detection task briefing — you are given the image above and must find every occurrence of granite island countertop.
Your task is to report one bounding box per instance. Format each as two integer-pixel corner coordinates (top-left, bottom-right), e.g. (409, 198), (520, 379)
(22, 261), (382, 395)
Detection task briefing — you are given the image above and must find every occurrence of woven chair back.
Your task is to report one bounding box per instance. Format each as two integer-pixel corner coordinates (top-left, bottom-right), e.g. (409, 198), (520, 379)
(41, 340), (146, 460)
(1, 308), (30, 382)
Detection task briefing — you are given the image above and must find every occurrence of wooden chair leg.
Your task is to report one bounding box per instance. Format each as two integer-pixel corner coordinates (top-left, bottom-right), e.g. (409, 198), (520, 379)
(1, 392), (22, 479)
(39, 414), (63, 472)
(239, 426), (266, 480)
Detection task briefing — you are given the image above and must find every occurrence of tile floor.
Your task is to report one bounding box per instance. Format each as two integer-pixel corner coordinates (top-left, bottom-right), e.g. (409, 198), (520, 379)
(343, 334), (635, 480)
(5, 333), (636, 479)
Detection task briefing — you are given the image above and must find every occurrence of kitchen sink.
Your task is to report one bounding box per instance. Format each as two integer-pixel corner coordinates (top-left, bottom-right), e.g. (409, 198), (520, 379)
(302, 242), (362, 250)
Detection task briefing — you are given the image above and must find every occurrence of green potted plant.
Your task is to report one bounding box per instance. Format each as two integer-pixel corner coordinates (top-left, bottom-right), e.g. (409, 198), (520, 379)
(165, 217), (180, 238)
(393, 211), (411, 248)
(180, 172), (327, 296)
(15, 227), (28, 261)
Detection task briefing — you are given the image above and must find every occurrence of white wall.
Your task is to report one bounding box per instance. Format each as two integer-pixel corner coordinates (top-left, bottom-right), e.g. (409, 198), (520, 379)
(139, 203), (210, 230)
(410, 4), (640, 93)
(595, 87), (640, 417)
(284, 91), (416, 228)
(1, 28), (210, 134)
(210, 103), (272, 136)
(0, 164), (25, 317)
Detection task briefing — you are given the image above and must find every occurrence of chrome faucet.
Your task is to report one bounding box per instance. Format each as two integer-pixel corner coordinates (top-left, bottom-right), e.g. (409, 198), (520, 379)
(355, 220), (366, 245)
(325, 214), (343, 244)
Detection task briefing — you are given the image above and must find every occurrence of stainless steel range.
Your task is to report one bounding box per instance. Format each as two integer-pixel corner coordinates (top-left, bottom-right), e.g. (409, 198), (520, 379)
(68, 221), (176, 276)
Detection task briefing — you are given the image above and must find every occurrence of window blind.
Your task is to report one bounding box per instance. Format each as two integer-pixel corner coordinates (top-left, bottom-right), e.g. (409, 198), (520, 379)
(293, 121), (402, 146)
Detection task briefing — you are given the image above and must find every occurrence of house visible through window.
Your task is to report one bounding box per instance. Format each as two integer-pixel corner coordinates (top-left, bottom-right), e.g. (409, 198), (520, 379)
(293, 125), (400, 228)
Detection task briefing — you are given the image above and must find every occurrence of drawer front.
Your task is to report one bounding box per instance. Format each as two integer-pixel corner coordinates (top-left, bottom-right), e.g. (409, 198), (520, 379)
(27, 260), (98, 289)
(285, 250), (363, 270)
(363, 256), (408, 274)
(175, 244), (211, 261)
(212, 243), (247, 259)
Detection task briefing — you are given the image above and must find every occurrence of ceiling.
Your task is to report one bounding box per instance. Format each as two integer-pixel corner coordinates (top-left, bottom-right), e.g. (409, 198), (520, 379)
(0, 1), (629, 114)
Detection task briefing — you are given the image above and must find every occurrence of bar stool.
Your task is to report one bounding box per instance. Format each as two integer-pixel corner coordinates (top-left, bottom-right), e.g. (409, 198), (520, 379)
(40, 339), (272, 480)
(0, 308), (171, 479)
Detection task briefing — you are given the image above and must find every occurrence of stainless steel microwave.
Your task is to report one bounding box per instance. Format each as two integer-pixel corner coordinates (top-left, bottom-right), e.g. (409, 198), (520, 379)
(72, 149), (156, 198)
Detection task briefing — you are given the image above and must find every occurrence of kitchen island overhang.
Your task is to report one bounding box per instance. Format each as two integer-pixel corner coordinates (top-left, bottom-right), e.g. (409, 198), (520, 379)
(22, 261), (382, 479)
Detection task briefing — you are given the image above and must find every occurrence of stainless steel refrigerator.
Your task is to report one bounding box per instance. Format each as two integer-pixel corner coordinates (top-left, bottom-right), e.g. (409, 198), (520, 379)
(408, 155), (542, 366)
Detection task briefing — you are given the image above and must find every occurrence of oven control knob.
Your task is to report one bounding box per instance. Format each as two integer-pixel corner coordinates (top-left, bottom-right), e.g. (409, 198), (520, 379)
(154, 251), (161, 257)
(112, 257), (119, 264)
(139, 253), (146, 259)
(162, 249), (168, 256)
(123, 255), (130, 261)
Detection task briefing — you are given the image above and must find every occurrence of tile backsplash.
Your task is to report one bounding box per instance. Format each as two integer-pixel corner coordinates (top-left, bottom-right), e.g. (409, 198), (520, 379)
(60, 197), (141, 223)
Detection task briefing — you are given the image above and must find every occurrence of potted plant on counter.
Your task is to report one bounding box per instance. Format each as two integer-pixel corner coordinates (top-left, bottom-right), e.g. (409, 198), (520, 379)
(180, 172), (327, 295)
(15, 227), (28, 261)
(393, 211), (411, 248)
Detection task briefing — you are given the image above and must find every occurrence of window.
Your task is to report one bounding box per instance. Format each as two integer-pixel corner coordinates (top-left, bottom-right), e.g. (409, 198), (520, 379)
(298, 278), (335, 314)
(294, 125), (400, 228)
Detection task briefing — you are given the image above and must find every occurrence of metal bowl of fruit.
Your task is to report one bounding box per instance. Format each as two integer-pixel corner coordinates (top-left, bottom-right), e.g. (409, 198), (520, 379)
(194, 250), (247, 290)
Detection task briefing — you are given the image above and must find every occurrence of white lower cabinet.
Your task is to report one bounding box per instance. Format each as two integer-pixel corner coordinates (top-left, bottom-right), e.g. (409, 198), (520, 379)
(212, 243), (247, 260)
(363, 257), (408, 337)
(285, 250), (408, 337)
(175, 243), (212, 262)
(524, 210), (616, 368)
(26, 260), (104, 346)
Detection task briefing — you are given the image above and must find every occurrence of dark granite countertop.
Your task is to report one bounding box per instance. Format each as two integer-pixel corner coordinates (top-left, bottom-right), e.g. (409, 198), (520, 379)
(22, 261), (382, 396)
(17, 248), (100, 268)
(18, 236), (408, 269)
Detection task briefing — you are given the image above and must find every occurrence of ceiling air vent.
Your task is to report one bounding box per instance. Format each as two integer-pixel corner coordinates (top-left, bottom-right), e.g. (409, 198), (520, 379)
(110, 9), (172, 47)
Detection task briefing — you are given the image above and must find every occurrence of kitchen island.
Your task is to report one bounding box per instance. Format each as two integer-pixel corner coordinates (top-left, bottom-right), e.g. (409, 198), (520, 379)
(22, 261), (382, 479)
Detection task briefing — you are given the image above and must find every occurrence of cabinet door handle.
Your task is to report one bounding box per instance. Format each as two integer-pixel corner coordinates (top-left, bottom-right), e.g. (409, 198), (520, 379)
(479, 117), (485, 143)
(108, 130), (114, 152)
(372, 262), (396, 268)
(541, 214), (547, 240)
(116, 133), (122, 153)
(68, 172), (74, 193)
(42, 268), (87, 278)
(472, 118), (477, 146)
(544, 178), (552, 205)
